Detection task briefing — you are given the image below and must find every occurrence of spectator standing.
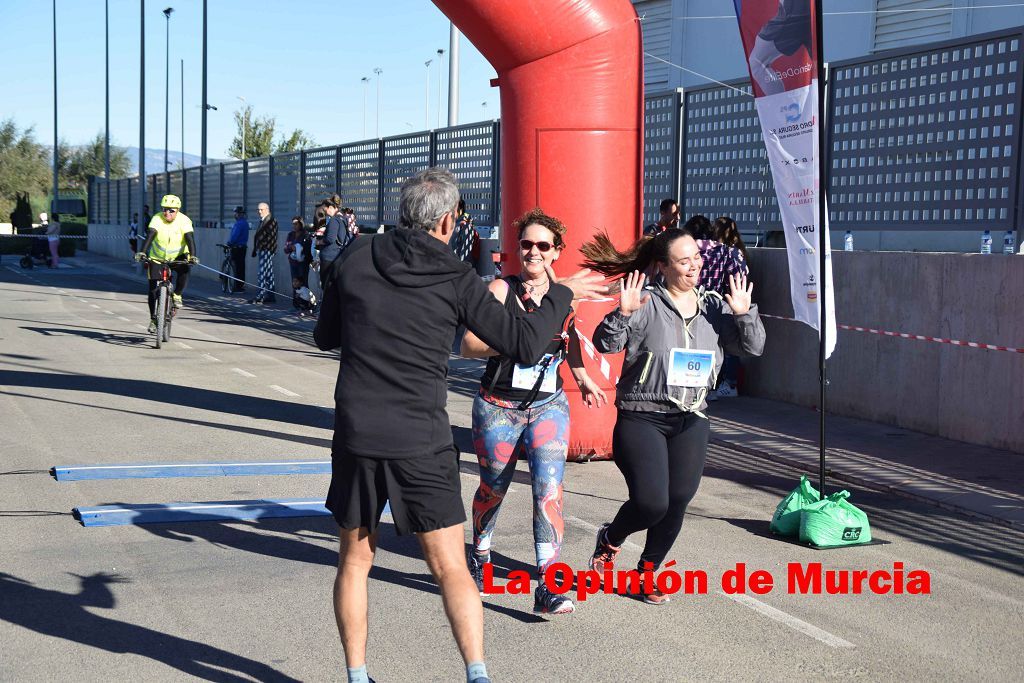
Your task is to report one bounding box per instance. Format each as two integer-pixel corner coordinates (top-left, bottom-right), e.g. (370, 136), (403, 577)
(316, 198), (352, 287)
(42, 212), (60, 268)
(227, 206), (250, 293)
(285, 216), (313, 287)
(449, 198), (479, 267)
(704, 216), (751, 398)
(128, 212), (140, 262)
(143, 205), (152, 231)
(313, 167), (606, 683)
(251, 202), (278, 304)
(643, 198), (680, 237)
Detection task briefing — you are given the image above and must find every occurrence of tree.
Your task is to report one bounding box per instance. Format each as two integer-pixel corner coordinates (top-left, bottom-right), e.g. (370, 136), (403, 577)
(0, 119), (51, 223)
(63, 133), (131, 188)
(227, 105), (315, 159)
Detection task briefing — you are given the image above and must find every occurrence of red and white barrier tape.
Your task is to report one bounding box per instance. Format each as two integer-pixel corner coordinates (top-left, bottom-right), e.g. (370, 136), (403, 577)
(760, 313), (1024, 354)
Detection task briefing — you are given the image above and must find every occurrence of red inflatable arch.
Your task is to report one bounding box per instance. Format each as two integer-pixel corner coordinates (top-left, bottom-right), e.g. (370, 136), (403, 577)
(432, 0), (644, 459)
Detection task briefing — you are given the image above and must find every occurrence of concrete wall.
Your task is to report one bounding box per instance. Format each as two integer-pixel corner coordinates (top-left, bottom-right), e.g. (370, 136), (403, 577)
(744, 248), (1024, 453)
(87, 223), (322, 301)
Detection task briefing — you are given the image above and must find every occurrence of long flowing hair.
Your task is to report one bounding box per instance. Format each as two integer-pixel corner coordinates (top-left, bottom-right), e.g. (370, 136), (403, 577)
(714, 216), (748, 261)
(580, 228), (692, 289)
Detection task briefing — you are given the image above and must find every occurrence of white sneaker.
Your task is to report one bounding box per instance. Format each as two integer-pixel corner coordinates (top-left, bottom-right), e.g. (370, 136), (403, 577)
(716, 383), (738, 398)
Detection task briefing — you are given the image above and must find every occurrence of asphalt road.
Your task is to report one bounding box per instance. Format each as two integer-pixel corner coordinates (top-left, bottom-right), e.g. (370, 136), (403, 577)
(1, 257), (1021, 682)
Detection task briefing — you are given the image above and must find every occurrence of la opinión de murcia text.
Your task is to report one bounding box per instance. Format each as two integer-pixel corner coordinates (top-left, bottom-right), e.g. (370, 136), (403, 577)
(483, 562), (932, 601)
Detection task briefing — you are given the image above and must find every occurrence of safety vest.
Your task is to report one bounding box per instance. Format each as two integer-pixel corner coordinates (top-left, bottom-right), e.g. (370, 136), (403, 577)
(147, 212), (194, 261)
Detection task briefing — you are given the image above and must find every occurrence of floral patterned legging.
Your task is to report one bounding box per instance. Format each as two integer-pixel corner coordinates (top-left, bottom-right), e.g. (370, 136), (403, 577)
(471, 390), (570, 575)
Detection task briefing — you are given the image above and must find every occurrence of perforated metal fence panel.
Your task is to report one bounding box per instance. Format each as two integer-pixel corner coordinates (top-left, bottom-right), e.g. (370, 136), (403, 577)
(381, 132), (432, 226)
(643, 91), (682, 226)
(222, 162), (244, 225)
(434, 122), (498, 225)
(681, 81), (780, 231)
(201, 165), (221, 226)
(168, 171), (184, 209)
(246, 158), (270, 219)
(302, 147), (338, 221)
(829, 29), (1024, 230)
(339, 140), (381, 228)
(185, 169), (201, 220)
(272, 153), (301, 223)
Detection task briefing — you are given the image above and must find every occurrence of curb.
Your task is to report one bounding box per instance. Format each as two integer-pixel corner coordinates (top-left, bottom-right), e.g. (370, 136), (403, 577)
(710, 436), (1022, 530)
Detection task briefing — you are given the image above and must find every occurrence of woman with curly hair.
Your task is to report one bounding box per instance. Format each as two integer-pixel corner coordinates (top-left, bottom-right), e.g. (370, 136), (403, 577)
(460, 208), (607, 615)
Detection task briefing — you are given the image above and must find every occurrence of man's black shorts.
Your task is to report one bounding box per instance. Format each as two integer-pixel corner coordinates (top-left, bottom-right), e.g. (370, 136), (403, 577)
(326, 446), (465, 535)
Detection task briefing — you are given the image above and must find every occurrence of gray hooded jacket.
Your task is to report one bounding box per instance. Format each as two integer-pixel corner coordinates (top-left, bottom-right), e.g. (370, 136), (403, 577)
(594, 285), (765, 414)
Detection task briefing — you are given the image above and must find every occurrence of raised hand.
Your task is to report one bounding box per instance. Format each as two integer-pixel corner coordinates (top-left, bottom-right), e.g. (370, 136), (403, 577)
(724, 272), (753, 315)
(545, 264), (609, 302)
(619, 270), (650, 316)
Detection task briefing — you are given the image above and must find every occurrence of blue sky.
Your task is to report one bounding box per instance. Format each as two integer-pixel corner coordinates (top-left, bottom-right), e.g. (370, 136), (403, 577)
(0, 0), (500, 159)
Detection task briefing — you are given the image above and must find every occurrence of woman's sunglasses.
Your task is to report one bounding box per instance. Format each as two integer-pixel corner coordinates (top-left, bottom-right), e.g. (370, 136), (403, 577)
(519, 239), (554, 252)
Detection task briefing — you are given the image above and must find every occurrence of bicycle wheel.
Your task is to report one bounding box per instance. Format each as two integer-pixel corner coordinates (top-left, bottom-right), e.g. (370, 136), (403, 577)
(220, 255), (234, 292)
(155, 287), (167, 349)
(162, 300), (173, 343)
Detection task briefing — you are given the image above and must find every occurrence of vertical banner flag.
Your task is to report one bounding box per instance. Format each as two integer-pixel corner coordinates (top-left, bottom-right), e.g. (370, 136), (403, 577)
(733, 0), (836, 357)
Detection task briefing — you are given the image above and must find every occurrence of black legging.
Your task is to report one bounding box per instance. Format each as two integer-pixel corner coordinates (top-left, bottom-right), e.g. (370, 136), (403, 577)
(147, 262), (191, 316)
(606, 410), (710, 570)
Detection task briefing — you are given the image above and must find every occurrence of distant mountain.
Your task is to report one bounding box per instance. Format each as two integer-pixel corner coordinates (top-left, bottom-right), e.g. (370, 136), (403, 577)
(124, 147), (221, 175)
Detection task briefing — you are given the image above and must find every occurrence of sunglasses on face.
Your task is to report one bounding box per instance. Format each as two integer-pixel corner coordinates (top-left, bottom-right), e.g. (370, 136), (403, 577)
(162, 208), (177, 214)
(519, 239), (554, 252)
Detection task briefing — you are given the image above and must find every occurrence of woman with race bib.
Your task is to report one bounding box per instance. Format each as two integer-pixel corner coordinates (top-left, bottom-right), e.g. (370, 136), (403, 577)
(460, 208), (607, 616)
(581, 228), (764, 605)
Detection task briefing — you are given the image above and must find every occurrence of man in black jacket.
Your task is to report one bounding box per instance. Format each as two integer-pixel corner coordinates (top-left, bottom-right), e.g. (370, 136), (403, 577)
(314, 167), (606, 683)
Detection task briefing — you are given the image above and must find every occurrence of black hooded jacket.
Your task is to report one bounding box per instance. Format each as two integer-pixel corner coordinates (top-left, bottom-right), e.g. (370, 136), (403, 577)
(314, 228), (573, 459)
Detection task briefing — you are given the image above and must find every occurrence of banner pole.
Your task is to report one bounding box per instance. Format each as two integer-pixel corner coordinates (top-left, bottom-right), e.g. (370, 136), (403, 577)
(815, 0), (828, 499)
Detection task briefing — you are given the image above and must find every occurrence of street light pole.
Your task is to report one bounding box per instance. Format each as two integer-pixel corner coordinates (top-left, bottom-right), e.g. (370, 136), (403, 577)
(52, 0), (58, 217)
(163, 7), (173, 173)
(448, 23), (460, 126)
(424, 60), (432, 129)
(139, 0), (146, 221)
(201, 0), (208, 165)
(373, 67), (382, 138)
(364, 76), (372, 139)
(104, 0), (110, 179)
(237, 95), (247, 159)
(180, 58), (184, 168)
(436, 49), (444, 129)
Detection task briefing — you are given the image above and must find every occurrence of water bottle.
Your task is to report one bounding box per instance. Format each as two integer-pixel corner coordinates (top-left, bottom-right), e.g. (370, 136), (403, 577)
(843, 230), (853, 252)
(1004, 230), (1016, 255)
(980, 230), (992, 254)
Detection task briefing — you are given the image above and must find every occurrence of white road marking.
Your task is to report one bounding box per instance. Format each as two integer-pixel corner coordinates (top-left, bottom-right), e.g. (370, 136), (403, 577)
(720, 592), (856, 648)
(102, 309), (114, 315)
(232, 367), (256, 378)
(202, 353), (221, 363)
(117, 316), (130, 322)
(176, 342), (193, 350)
(269, 385), (300, 398)
(566, 515), (643, 552)
(90, 304), (101, 309)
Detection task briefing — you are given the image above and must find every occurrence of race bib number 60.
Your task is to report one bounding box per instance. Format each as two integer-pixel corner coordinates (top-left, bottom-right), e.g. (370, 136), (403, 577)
(666, 348), (714, 389)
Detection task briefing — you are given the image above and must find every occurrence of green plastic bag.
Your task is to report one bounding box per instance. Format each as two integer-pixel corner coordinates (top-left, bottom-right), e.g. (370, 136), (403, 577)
(770, 475), (820, 537)
(799, 490), (872, 547)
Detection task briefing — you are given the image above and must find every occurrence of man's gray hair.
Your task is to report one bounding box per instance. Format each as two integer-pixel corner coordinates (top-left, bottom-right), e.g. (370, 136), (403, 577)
(399, 167), (460, 232)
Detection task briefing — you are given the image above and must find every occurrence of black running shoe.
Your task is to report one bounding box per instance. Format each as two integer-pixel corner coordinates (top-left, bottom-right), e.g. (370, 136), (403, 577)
(589, 522), (621, 573)
(468, 551), (489, 595)
(534, 584), (575, 615)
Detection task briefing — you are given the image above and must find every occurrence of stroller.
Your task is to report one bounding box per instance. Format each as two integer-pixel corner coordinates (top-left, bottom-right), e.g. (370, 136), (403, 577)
(19, 229), (52, 269)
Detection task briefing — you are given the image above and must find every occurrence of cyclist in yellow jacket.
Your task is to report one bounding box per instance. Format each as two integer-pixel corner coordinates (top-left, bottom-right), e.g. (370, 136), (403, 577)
(137, 194), (198, 331)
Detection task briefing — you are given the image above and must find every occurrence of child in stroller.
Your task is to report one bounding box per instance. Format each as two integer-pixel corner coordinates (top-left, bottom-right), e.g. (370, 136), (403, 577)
(19, 227), (52, 269)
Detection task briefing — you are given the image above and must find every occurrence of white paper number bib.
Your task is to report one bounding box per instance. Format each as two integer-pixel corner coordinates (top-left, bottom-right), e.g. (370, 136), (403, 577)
(666, 348), (714, 388)
(511, 354), (561, 394)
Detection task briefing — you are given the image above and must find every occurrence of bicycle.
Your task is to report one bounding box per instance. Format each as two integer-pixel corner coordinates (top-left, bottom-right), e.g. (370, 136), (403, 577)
(216, 243), (236, 293)
(140, 255), (188, 349)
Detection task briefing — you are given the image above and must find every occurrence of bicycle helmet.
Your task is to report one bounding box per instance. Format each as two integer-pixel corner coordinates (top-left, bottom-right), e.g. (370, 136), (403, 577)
(160, 194), (182, 209)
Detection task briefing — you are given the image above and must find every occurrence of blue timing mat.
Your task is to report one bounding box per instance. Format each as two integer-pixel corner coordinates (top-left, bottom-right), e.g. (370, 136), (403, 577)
(73, 498), (340, 527)
(52, 460), (332, 481)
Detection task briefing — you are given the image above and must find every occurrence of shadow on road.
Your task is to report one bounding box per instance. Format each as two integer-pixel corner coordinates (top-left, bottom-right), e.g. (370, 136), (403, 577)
(0, 571), (299, 682)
